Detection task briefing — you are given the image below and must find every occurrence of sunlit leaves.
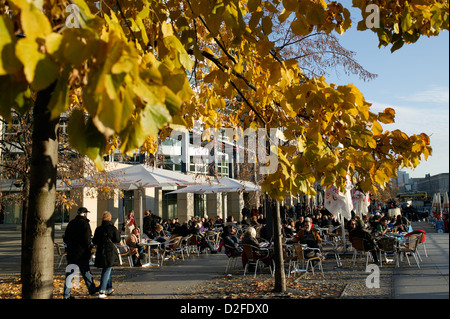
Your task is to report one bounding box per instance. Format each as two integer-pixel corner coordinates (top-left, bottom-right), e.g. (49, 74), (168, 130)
(353, 0), (449, 52)
(0, 0), (438, 198)
(0, 16), (22, 75)
(15, 37), (59, 91)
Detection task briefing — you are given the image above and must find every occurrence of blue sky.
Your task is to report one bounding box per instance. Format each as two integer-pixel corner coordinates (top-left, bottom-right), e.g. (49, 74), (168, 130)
(326, 13), (449, 179)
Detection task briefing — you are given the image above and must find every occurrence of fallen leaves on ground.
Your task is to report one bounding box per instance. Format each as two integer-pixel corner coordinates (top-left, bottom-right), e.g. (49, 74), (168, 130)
(0, 274), (126, 299)
(182, 272), (347, 299)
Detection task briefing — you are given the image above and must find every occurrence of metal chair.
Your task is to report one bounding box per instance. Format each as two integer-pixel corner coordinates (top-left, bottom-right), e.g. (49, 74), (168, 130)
(282, 245), (296, 278)
(351, 237), (375, 268)
(54, 242), (67, 269)
(242, 244), (273, 277)
(160, 236), (184, 265)
(292, 243), (324, 278)
(397, 234), (421, 268)
(377, 237), (397, 267)
(224, 243), (241, 273)
(115, 244), (133, 267)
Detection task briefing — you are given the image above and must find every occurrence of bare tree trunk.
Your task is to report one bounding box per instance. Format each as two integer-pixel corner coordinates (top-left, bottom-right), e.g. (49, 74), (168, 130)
(21, 83), (59, 299)
(273, 200), (286, 293)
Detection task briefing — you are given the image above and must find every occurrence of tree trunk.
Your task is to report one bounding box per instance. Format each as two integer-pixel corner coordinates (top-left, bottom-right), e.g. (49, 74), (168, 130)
(273, 200), (286, 293)
(21, 83), (59, 299)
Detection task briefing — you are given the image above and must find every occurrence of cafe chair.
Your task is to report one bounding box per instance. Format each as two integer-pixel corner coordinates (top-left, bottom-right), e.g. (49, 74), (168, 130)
(242, 244), (273, 278)
(377, 237), (397, 267)
(282, 245), (296, 278)
(405, 230), (428, 258)
(186, 235), (200, 256)
(54, 242), (67, 269)
(115, 244), (133, 267)
(160, 236), (184, 265)
(320, 240), (342, 267)
(396, 234), (421, 269)
(224, 243), (241, 273)
(292, 243), (324, 278)
(351, 237), (375, 268)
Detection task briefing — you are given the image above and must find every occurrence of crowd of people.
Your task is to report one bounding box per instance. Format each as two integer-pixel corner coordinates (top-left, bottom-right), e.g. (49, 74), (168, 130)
(62, 203), (414, 298)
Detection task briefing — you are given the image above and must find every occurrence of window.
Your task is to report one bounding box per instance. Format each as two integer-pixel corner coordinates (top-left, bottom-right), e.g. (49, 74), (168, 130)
(162, 191), (178, 220)
(194, 194), (206, 217)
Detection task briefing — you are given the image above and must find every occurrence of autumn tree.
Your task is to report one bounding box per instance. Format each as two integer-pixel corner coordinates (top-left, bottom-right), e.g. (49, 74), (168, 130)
(0, 0), (447, 298)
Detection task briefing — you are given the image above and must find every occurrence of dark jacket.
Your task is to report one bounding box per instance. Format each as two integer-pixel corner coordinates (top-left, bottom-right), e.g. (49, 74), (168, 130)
(242, 233), (259, 248)
(92, 221), (121, 268)
(349, 227), (377, 250)
(64, 215), (93, 263)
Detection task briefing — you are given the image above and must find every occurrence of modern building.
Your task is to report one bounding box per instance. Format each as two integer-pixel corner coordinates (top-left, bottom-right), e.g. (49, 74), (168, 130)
(1, 116), (263, 230)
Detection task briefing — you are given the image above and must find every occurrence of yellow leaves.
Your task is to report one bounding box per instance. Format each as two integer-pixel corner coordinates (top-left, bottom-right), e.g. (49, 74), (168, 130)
(353, 0), (449, 52)
(378, 108), (396, 124)
(372, 120), (383, 136)
(15, 37), (59, 91)
(0, 16), (22, 75)
(14, 0), (52, 39)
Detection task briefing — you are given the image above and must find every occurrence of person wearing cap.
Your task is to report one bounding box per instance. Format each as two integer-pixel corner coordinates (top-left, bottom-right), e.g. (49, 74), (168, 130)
(63, 207), (98, 299)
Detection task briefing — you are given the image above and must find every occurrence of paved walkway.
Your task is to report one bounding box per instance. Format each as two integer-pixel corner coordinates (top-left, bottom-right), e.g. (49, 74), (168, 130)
(0, 221), (448, 299)
(393, 222), (449, 299)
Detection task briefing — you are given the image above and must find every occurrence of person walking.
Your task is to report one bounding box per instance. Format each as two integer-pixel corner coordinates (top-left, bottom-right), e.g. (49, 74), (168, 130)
(63, 207), (98, 299)
(92, 211), (121, 299)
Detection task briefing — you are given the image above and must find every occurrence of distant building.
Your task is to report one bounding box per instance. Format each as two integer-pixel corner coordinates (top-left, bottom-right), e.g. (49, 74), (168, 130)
(414, 173), (449, 198)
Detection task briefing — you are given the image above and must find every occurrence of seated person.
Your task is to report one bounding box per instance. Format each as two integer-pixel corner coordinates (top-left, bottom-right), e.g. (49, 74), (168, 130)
(349, 219), (379, 264)
(242, 227), (261, 248)
(292, 217), (321, 258)
(221, 225), (242, 257)
(241, 227), (272, 266)
(376, 217), (389, 235)
(283, 220), (296, 239)
(190, 221), (216, 253)
(394, 215), (408, 233)
(150, 223), (167, 246)
(125, 227), (145, 267)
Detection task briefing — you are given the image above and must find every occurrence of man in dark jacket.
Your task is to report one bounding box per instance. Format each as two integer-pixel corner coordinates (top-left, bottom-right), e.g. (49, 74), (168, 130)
(63, 207), (98, 299)
(349, 219), (379, 264)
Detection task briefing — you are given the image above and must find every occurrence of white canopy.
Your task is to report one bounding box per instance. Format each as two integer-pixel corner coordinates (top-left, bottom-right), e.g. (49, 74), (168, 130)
(107, 164), (200, 189)
(167, 177), (260, 194)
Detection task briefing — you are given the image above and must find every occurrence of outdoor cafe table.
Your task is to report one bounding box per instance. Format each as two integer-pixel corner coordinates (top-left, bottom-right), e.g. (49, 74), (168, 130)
(141, 240), (162, 267)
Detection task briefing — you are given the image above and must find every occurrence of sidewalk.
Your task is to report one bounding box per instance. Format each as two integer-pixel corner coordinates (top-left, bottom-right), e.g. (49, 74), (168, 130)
(393, 221), (449, 299)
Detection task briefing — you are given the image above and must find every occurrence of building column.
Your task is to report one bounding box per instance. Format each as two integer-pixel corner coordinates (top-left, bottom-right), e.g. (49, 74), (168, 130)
(206, 193), (223, 220)
(227, 192), (244, 222)
(177, 192), (194, 223)
(97, 190), (120, 228)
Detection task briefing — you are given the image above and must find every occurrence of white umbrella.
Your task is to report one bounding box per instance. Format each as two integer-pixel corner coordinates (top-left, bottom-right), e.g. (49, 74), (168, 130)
(104, 164), (202, 235)
(443, 192), (449, 214)
(108, 165), (199, 190)
(167, 177), (261, 194)
(324, 177), (353, 252)
(352, 191), (370, 217)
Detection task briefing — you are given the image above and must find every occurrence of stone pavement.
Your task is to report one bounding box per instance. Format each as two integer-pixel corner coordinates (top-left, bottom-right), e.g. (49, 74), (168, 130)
(393, 221), (449, 299)
(0, 221), (448, 299)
